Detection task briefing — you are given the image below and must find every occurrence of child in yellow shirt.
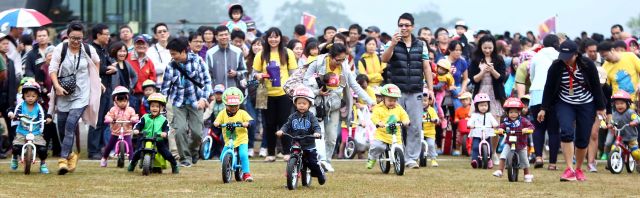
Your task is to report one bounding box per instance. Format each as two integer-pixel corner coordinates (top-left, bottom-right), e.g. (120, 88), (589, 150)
(422, 91), (439, 167)
(366, 84), (410, 169)
(213, 87), (254, 182)
(434, 59), (456, 129)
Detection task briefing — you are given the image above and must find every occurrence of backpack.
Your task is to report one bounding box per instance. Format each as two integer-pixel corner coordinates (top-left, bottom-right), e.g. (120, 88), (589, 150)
(60, 42), (92, 64)
(283, 60), (316, 97)
(359, 55), (381, 73)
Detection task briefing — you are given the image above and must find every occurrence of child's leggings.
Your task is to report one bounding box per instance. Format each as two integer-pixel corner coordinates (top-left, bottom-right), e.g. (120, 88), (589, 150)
(426, 137), (437, 159)
(368, 139), (388, 160)
(102, 135), (133, 160)
(471, 137), (492, 161)
(12, 144), (47, 162)
(131, 138), (177, 167)
(221, 144), (250, 173)
(303, 148), (325, 178)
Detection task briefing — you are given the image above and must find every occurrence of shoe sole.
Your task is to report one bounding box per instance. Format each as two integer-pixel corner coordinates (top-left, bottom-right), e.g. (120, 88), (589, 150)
(58, 168), (68, 175)
(560, 177), (576, 182)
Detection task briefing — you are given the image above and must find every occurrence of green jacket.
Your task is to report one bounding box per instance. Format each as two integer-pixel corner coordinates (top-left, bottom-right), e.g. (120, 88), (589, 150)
(134, 114), (169, 140)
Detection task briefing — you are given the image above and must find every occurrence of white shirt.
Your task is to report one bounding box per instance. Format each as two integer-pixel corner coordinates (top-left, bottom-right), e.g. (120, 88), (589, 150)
(146, 43), (171, 83)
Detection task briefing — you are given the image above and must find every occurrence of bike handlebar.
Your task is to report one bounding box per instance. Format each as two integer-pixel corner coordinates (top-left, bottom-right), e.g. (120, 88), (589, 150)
(15, 114), (45, 125)
(281, 133), (320, 139)
(221, 122), (243, 128)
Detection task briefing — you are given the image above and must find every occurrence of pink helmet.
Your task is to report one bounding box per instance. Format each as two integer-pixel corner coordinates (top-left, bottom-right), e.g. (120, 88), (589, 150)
(503, 97), (524, 109)
(612, 90), (632, 101)
(292, 86), (316, 105)
(473, 93), (491, 104)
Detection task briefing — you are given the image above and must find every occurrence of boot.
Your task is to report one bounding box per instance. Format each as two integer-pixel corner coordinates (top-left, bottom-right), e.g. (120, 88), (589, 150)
(58, 158), (69, 175)
(67, 152), (79, 172)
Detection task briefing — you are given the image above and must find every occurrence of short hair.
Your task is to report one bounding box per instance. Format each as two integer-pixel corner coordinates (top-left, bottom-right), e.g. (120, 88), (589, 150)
(215, 25), (229, 35)
(597, 41), (613, 52)
(303, 41), (319, 57)
(66, 21), (84, 36)
(230, 30), (245, 40)
(328, 43), (348, 58)
(166, 37), (189, 53)
(287, 39), (301, 51)
(20, 34), (33, 45)
(119, 25), (132, 33)
(294, 24), (306, 36)
(591, 33), (605, 43)
(356, 74), (369, 84)
(349, 24), (362, 34)
(35, 27), (49, 36)
(324, 26), (337, 34)
(109, 41), (128, 59)
(542, 34), (560, 49)
(613, 40), (627, 49)
(91, 23), (109, 40)
(435, 27), (449, 37)
(188, 33), (202, 42)
(397, 13), (414, 25)
(152, 23), (168, 34)
(580, 38), (598, 53)
(611, 24), (624, 32)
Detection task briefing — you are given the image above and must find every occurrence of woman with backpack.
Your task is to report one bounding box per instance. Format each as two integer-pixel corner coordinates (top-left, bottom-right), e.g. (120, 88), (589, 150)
(303, 43), (374, 172)
(357, 37), (386, 88)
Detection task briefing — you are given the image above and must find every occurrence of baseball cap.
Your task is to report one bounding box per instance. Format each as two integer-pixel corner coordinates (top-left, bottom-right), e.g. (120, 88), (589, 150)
(134, 35), (149, 44)
(558, 40), (578, 62)
(247, 21), (256, 30)
(365, 26), (380, 33)
(454, 21), (468, 30)
(213, 84), (225, 93)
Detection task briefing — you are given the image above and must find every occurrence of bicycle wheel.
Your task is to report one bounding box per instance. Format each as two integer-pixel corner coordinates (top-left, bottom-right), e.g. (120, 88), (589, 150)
(480, 144), (489, 169)
(608, 149), (623, 174)
(301, 165), (312, 187)
(117, 142), (126, 168)
(627, 153), (636, 173)
(286, 157), (299, 190)
(394, 148), (405, 176)
(379, 150), (390, 174)
(507, 152), (519, 182)
(201, 138), (212, 160)
(222, 153), (233, 183)
(344, 138), (356, 159)
(142, 154), (151, 176)
(234, 154), (243, 181)
(24, 146), (33, 175)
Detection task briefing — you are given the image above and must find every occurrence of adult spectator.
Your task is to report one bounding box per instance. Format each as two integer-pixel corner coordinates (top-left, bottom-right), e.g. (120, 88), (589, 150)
(611, 24), (624, 41)
(119, 25), (134, 52)
(0, 33), (19, 158)
(599, 41), (640, 102)
(418, 27), (433, 45)
(7, 27), (23, 77)
(537, 40), (606, 182)
(126, 35), (156, 113)
(293, 24), (308, 47)
(528, 34), (561, 170)
(109, 41), (138, 91)
(434, 27), (450, 62)
(347, 24), (366, 65)
(582, 38), (603, 67)
(231, 30), (250, 57)
(206, 26), (246, 89)
(49, 22), (102, 175)
(445, 40), (470, 108)
(381, 13), (434, 169)
(358, 37), (386, 88)
(161, 38), (213, 167)
(24, 28), (52, 80)
(189, 33), (206, 60)
(318, 26), (337, 45)
(147, 23), (172, 83)
(88, 23), (115, 160)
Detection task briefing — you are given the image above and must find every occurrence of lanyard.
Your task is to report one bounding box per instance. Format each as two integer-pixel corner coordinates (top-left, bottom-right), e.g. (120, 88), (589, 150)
(565, 63), (577, 94)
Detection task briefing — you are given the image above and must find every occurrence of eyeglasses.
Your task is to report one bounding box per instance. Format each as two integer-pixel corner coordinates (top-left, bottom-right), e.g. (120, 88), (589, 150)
(156, 30), (168, 34)
(69, 36), (83, 41)
(397, 24), (412, 28)
(191, 40), (204, 44)
(333, 57), (346, 62)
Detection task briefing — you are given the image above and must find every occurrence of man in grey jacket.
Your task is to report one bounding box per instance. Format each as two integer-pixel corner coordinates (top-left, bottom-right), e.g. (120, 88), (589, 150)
(205, 26), (246, 89)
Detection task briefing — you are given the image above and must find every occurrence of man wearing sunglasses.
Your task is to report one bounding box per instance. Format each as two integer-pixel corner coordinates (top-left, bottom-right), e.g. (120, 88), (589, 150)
(381, 12), (434, 169)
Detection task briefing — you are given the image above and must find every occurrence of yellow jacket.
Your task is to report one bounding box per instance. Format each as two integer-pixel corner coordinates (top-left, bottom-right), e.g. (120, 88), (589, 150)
(372, 103), (410, 144)
(357, 53), (386, 87)
(422, 106), (438, 138)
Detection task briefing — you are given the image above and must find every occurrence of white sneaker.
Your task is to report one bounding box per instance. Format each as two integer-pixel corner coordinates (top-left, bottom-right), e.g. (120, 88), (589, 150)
(259, 148), (267, 157)
(492, 170), (503, 177)
(248, 148), (254, 158)
(588, 162), (597, 172)
(320, 161), (335, 172)
(524, 174), (534, 183)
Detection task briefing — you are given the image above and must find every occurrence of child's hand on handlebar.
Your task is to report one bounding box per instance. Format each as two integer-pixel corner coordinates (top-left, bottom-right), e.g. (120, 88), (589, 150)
(607, 124), (613, 129)
(242, 122), (249, 128)
(402, 121), (410, 126)
(161, 132), (167, 138)
(276, 130), (283, 137)
(496, 128), (504, 135)
(7, 112), (14, 120)
(522, 128), (533, 134)
(313, 133), (321, 138)
(213, 122), (220, 127)
(376, 122), (384, 128)
(45, 118), (52, 124)
(631, 121), (638, 127)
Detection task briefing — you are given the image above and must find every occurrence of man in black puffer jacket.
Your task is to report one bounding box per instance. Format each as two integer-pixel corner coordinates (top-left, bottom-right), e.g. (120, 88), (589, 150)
(381, 13), (434, 169)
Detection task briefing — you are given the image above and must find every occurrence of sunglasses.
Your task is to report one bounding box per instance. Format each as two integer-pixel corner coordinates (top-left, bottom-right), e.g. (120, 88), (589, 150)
(397, 24), (412, 28)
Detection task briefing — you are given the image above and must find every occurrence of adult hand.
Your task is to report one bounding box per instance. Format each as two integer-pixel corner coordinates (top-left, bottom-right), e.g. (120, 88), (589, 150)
(228, 69), (237, 78)
(319, 89), (330, 96)
(276, 130), (283, 137)
(597, 110), (606, 121)
(161, 132), (167, 138)
(101, 84), (106, 93)
(46, 117), (53, 124)
(54, 85), (68, 96)
(390, 32), (401, 47)
(106, 64), (117, 75)
(197, 99), (208, 110)
(537, 110), (546, 123)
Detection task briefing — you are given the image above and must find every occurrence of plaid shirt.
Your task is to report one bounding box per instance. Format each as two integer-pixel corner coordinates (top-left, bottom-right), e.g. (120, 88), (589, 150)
(161, 53), (213, 108)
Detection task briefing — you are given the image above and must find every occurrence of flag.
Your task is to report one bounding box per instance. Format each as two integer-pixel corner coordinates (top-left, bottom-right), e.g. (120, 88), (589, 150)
(301, 12), (317, 37)
(538, 16), (556, 40)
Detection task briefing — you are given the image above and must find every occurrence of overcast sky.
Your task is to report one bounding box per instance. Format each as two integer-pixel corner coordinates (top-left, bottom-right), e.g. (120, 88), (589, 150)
(257, 0), (637, 38)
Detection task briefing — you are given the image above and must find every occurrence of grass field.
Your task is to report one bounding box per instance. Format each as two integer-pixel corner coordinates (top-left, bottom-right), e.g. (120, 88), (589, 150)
(0, 156), (636, 197)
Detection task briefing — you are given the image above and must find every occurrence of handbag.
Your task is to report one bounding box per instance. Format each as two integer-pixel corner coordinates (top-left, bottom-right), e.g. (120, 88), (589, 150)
(57, 52), (81, 95)
(255, 80), (268, 109)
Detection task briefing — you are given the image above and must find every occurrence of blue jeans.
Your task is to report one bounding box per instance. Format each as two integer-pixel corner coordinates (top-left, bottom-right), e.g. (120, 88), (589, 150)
(555, 100), (596, 149)
(221, 144), (250, 173)
(58, 107), (87, 159)
(471, 137), (492, 162)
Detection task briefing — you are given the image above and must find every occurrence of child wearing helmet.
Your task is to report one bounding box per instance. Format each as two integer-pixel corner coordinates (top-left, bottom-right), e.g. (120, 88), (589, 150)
(7, 81), (51, 174)
(202, 84), (226, 159)
(226, 4), (248, 33)
(422, 88), (440, 167)
(608, 90), (640, 163)
(130, 93), (179, 174)
(276, 86), (326, 185)
(467, 93), (499, 169)
(366, 84), (410, 169)
(454, 92), (472, 156)
(213, 87), (254, 182)
(139, 79), (157, 115)
(100, 86), (139, 167)
(434, 59), (457, 130)
(492, 97), (535, 182)
(338, 91), (362, 159)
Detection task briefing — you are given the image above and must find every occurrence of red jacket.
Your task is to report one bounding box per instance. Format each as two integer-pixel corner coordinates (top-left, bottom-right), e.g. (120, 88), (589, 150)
(126, 52), (157, 94)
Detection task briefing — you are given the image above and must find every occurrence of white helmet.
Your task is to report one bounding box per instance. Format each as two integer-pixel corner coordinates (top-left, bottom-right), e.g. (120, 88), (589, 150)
(292, 86), (316, 105)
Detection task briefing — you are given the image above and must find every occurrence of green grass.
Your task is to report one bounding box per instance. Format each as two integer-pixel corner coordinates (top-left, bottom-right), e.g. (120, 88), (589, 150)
(0, 157), (636, 197)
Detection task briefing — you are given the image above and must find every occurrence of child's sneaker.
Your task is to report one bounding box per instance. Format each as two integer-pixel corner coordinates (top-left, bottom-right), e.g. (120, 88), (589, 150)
(492, 170), (503, 177)
(259, 148), (267, 157)
(452, 150), (461, 156)
(575, 169), (586, 181)
(600, 153), (608, 160)
(172, 165), (179, 174)
(243, 173), (254, 182)
(127, 161), (137, 172)
(366, 159), (376, 169)
(40, 163), (49, 174)
(318, 173), (326, 185)
(524, 174), (534, 183)
(248, 148), (254, 158)
(100, 158), (108, 167)
(57, 158), (69, 175)
(431, 159), (439, 167)
(323, 161), (335, 172)
(471, 160), (478, 168)
(560, 168), (576, 182)
(588, 162), (597, 173)
(10, 158), (18, 170)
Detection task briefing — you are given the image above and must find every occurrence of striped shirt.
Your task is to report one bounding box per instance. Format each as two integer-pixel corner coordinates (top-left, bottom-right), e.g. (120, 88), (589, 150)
(559, 69), (593, 104)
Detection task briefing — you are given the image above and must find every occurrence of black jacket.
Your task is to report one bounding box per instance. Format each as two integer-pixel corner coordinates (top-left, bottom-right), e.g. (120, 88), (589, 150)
(279, 111), (321, 150)
(23, 45), (51, 82)
(383, 34), (425, 93)
(468, 57), (507, 103)
(540, 56), (605, 111)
